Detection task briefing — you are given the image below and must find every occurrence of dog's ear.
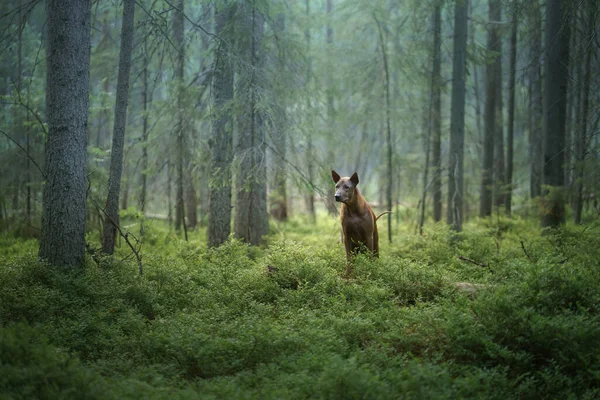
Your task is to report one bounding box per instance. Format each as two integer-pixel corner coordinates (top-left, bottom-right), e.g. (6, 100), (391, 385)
(332, 170), (341, 183)
(350, 172), (359, 186)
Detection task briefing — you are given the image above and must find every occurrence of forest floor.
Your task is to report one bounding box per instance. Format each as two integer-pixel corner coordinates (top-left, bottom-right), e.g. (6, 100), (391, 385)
(1, 211), (600, 399)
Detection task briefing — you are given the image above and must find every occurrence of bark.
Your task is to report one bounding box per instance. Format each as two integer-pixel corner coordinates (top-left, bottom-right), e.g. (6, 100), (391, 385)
(208, 3), (235, 247)
(505, 2), (517, 215)
(528, 0), (543, 199)
(573, 3), (594, 224)
(447, 0), (468, 232)
(431, 1), (442, 222)
(375, 15), (393, 243)
(234, 4), (268, 245)
(39, 0), (91, 267)
(173, 0), (187, 238)
(419, 98), (432, 236)
(101, 0), (135, 254)
(326, 0), (334, 121)
(305, 0), (316, 222)
(270, 14), (288, 222)
(139, 41), (152, 213)
(494, 4), (505, 210)
(480, 0), (500, 218)
(541, 0), (570, 228)
(167, 161), (173, 226)
(185, 169), (198, 229)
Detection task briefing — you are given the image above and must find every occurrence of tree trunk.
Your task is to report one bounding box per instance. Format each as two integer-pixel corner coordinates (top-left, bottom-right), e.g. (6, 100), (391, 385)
(173, 0), (187, 239)
(573, 3), (594, 224)
(494, 4), (505, 211)
(120, 155), (129, 210)
(419, 97), (432, 235)
(480, 0), (500, 218)
(374, 15), (393, 243)
(541, 0), (570, 228)
(185, 169), (198, 229)
(101, 0), (135, 254)
(528, 0), (543, 199)
(39, 0), (91, 267)
(208, 2), (235, 248)
(431, 1), (442, 222)
(139, 41), (152, 213)
(446, 0), (468, 232)
(505, 2), (517, 215)
(167, 160), (173, 226)
(305, 0), (316, 222)
(326, 0), (335, 122)
(234, 3), (268, 245)
(270, 14), (288, 222)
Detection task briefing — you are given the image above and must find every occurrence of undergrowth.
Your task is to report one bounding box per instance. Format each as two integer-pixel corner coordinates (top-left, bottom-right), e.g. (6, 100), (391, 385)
(1, 214), (599, 399)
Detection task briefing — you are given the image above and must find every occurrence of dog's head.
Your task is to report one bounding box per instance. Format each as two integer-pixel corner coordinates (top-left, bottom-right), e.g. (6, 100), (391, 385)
(332, 170), (359, 204)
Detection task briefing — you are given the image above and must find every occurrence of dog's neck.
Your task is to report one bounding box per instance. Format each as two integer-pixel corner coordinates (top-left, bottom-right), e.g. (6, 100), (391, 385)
(342, 188), (369, 216)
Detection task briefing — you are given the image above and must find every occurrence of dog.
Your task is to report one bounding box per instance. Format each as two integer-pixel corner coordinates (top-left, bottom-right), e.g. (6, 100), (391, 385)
(332, 170), (390, 259)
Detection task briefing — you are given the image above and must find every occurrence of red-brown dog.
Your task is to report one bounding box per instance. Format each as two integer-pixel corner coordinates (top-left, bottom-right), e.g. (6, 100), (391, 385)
(332, 170), (390, 259)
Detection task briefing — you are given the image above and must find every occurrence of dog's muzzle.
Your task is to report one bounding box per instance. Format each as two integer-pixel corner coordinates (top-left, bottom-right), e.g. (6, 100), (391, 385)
(335, 195), (342, 202)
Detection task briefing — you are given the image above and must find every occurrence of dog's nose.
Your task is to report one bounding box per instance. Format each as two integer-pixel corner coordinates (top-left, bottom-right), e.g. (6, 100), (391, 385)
(335, 195), (341, 202)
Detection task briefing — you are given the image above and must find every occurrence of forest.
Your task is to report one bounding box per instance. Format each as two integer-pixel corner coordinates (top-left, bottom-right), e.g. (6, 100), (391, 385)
(1, 0), (599, 398)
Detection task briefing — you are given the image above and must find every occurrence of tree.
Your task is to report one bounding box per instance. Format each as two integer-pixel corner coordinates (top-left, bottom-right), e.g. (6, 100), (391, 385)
(541, 0), (570, 228)
(447, 0), (468, 232)
(138, 38), (153, 214)
(374, 14), (392, 243)
(480, 0), (500, 218)
(528, 0), (543, 199)
(39, 0), (91, 266)
(101, 0), (135, 254)
(173, 0), (187, 238)
(270, 13), (288, 222)
(207, 2), (235, 248)
(234, 2), (268, 245)
(431, 0), (442, 223)
(305, 0), (316, 223)
(505, 0), (518, 215)
(493, 3), (505, 211)
(573, 1), (594, 224)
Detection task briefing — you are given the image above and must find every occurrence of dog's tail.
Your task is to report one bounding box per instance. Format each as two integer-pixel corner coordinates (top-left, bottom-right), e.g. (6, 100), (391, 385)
(375, 211), (392, 221)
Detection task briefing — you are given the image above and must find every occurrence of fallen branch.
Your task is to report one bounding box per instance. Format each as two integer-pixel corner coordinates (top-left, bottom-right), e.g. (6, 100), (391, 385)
(87, 183), (143, 276)
(457, 255), (489, 269)
(520, 240), (537, 264)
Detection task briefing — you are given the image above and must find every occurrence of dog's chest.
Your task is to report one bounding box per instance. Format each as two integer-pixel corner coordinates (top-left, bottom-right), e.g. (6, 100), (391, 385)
(341, 209), (374, 239)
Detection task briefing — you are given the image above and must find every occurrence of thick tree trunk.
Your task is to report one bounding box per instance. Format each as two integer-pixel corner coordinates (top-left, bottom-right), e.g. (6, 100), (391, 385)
(234, 4), (268, 245)
(541, 0), (570, 228)
(505, 3), (517, 215)
(101, 0), (135, 254)
(480, 0), (500, 218)
(39, 0), (91, 267)
(447, 0), (468, 232)
(208, 3), (235, 247)
(573, 4), (594, 224)
(431, 1), (442, 222)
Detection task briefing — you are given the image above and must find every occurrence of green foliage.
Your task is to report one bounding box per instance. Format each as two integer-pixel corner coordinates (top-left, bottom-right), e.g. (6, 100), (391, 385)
(1, 217), (600, 398)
